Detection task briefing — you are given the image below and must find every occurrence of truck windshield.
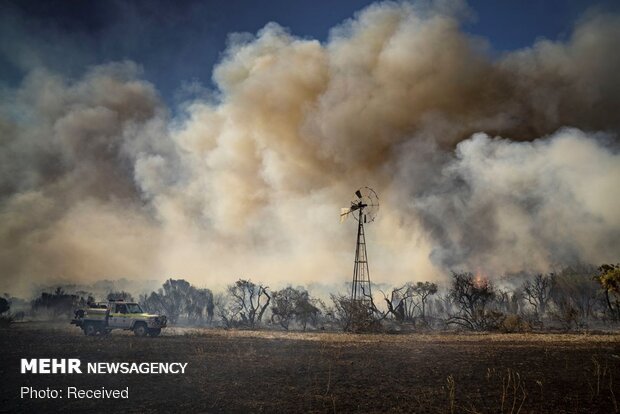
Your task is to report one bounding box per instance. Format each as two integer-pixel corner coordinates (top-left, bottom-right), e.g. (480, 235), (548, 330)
(126, 304), (143, 313)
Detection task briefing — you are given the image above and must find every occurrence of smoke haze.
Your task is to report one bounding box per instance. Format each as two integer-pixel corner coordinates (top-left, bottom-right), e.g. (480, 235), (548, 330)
(1, 1), (619, 296)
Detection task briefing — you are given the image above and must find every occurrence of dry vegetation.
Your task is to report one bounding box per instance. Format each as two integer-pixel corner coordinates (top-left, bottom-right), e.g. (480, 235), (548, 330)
(1, 323), (619, 413)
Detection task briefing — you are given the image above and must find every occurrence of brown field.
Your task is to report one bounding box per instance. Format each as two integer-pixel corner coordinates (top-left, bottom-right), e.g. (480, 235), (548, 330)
(1, 323), (619, 413)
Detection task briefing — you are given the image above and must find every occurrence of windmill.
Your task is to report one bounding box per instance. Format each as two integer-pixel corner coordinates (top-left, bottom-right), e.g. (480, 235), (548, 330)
(340, 187), (379, 305)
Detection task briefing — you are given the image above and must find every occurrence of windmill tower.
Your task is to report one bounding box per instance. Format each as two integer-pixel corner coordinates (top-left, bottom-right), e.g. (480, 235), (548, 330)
(340, 187), (380, 305)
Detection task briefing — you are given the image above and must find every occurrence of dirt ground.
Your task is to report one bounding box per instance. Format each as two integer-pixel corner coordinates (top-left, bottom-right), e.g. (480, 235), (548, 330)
(1, 323), (619, 413)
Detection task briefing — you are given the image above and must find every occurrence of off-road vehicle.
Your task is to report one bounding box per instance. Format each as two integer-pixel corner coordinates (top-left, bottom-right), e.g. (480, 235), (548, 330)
(71, 301), (167, 337)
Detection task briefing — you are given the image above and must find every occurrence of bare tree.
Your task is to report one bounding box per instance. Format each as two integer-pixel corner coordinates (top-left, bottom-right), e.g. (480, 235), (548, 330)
(214, 293), (235, 328)
(411, 281), (438, 324)
(227, 279), (271, 329)
(549, 265), (601, 328)
(446, 272), (501, 331)
(429, 292), (453, 323)
(496, 288), (522, 315)
(522, 273), (555, 317)
(381, 285), (411, 323)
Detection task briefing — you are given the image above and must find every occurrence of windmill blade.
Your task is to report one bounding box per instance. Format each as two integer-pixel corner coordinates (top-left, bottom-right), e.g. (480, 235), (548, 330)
(340, 208), (351, 223)
(355, 190), (362, 199)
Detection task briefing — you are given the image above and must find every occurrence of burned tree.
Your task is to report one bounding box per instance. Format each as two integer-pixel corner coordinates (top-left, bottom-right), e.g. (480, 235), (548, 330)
(271, 287), (320, 330)
(549, 265), (601, 329)
(411, 281), (438, 324)
(330, 293), (381, 332)
(0, 297), (9, 315)
(522, 273), (555, 317)
(31, 287), (90, 318)
(496, 289), (522, 315)
(0, 297), (11, 327)
(213, 293), (235, 328)
(447, 272), (500, 331)
(226, 279), (271, 329)
(140, 279), (189, 324)
(381, 285), (411, 323)
(271, 287), (298, 330)
(187, 288), (214, 324)
(140, 279), (214, 325)
(595, 263), (620, 322)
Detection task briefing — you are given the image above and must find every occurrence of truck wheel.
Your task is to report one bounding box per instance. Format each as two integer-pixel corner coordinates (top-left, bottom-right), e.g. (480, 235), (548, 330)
(133, 323), (148, 337)
(148, 328), (161, 337)
(83, 323), (97, 336)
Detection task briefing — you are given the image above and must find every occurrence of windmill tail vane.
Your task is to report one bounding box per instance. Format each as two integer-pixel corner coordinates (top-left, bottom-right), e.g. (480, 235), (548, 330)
(340, 207), (351, 223)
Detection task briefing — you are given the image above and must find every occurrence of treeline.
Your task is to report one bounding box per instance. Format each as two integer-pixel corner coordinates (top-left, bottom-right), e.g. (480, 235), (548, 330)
(0, 295), (14, 327)
(368, 264), (620, 332)
(139, 279), (214, 325)
(14, 263), (620, 332)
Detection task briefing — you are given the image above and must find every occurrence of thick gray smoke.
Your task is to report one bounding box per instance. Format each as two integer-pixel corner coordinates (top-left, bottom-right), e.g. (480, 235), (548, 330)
(1, 1), (619, 296)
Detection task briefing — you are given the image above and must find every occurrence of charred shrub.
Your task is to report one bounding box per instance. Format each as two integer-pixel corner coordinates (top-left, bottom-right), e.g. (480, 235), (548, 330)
(446, 272), (502, 331)
(330, 294), (382, 333)
(271, 287), (320, 331)
(31, 287), (89, 319)
(499, 314), (531, 333)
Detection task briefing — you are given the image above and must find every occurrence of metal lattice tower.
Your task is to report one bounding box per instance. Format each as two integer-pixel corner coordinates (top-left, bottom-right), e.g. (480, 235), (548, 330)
(340, 187), (379, 305)
(351, 207), (372, 303)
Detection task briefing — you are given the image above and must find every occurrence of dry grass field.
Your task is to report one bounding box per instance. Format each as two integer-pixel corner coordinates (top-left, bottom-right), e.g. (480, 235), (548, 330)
(1, 323), (619, 413)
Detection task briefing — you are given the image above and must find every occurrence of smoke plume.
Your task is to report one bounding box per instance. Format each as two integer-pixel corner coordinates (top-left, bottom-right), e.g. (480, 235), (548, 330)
(1, 1), (619, 296)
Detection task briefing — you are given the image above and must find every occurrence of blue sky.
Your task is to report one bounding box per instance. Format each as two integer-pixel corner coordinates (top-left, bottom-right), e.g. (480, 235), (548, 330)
(1, 0), (618, 105)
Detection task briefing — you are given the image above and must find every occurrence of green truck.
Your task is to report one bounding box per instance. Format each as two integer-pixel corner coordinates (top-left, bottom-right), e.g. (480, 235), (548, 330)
(71, 301), (167, 337)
